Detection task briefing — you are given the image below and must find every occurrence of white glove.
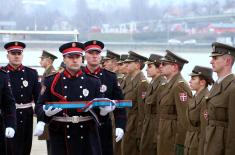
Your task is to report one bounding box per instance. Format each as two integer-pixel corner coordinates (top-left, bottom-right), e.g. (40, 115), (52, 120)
(33, 121), (45, 136)
(99, 105), (116, 116)
(5, 127), (15, 138)
(43, 105), (62, 117)
(115, 128), (124, 142)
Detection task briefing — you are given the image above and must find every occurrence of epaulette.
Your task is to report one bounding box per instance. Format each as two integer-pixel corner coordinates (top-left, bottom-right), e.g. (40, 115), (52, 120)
(103, 68), (115, 74)
(45, 72), (57, 78)
(178, 80), (186, 84)
(85, 72), (99, 79)
(0, 68), (7, 73)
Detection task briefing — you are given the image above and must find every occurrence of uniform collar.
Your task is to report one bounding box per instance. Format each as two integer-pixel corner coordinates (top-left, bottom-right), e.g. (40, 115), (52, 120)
(84, 66), (101, 75)
(63, 69), (82, 78)
(7, 64), (24, 71)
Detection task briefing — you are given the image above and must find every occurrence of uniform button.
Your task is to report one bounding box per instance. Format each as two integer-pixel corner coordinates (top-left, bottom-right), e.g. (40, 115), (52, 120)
(64, 96), (67, 98)
(22, 70), (25, 72)
(80, 86), (83, 89)
(7, 71), (10, 73)
(21, 78), (23, 80)
(21, 94), (23, 97)
(21, 86), (23, 89)
(67, 125), (70, 128)
(63, 77), (66, 80)
(20, 121), (23, 123)
(81, 136), (83, 139)
(80, 96), (82, 98)
(67, 135), (70, 139)
(100, 73), (102, 76)
(81, 77), (84, 80)
(20, 112), (22, 114)
(64, 86), (68, 89)
(80, 125), (83, 128)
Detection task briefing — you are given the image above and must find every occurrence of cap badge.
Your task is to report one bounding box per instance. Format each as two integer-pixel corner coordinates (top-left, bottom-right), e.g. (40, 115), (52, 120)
(15, 42), (18, 46)
(72, 42), (76, 47)
(93, 40), (97, 45)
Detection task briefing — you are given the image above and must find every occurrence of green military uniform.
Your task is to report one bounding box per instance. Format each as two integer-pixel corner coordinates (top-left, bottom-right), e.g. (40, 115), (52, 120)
(204, 42), (235, 155)
(122, 51), (148, 155)
(157, 50), (192, 155)
(184, 66), (213, 155)
(139, 54), (166, 155)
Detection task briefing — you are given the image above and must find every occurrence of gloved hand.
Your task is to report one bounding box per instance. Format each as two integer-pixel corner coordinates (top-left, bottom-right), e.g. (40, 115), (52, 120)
(33, 121), (45, 136)
(115, 128), (124, 142)
(99, 105), (116, 116)
(5, 127), (15, 138)
(43, 105), (62, 117)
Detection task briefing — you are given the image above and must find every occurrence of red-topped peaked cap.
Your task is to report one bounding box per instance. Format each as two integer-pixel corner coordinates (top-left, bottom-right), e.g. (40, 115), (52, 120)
(59, 42), (84, 56)
(4, 41), (26, 52)
(84, 40), (104, 53)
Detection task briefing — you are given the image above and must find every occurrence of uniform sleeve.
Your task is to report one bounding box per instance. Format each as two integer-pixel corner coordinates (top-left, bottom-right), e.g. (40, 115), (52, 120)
(35, 77), (51, 123)
(136, 80), (148, 139)
(225, 88), (235, 155)
(112, 74), (127, 130)
(2, 73), (16, 129)
(174, 82), (192, 144)
(33, 70), (41, 104)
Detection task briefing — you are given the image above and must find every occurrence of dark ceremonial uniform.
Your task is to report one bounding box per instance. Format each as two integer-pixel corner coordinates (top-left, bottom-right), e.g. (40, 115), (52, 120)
(0, 68), (16, 155)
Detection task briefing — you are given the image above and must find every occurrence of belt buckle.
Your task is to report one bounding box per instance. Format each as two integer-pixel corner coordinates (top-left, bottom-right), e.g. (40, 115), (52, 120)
(72, 116), (79, 123)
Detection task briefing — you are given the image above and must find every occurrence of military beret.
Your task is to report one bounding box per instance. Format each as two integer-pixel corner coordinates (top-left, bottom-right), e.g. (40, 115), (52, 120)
(210, 42), (235, 57)
(59, 42), (84, 56)
(84, 40), (104, 53)
(161, 50), (188, 65)
(189, 65), (214, 85)
(117, 54), (128, 64)
(146, 54), (163, 65)
(40, 50), (58, 60)
(4, 41), (26, 52)
(103, 50), (120, 61)
(124, 51), (148, 63)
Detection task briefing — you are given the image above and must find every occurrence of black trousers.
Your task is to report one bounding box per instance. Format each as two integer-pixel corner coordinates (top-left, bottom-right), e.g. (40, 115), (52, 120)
(49, 120), (102, 155)
(6, 109), (33, 155)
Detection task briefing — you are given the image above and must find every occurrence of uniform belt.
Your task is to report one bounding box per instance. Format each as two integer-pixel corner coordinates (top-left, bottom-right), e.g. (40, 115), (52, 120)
(160, 114), (177, 120)
(16, 103), (33, 109)
(52, 116), (93, 123)
(208, 120), (228, 128)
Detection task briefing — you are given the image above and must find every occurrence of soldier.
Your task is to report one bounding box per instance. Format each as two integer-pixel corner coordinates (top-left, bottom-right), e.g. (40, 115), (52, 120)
(34, 50), (58, 155)
(83, 40), (126, 155)
(139, 54), (166, 155)
(184, 66), (213, 155)
(157, 50), (192, 155)
(3, 41), (41, 155)
(204, 42), (235, 155)
(35, 42), (105, 155)
(103, 50), (120, 72)
(0, 68), (16, 155)
(122, 51), (148, 155)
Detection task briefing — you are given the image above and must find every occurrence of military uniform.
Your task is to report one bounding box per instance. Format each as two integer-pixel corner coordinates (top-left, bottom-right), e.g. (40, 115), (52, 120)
(140, 54), (166, 155)
(204, 42), (235, 155)
(3, 41), (41, 155)
(0, 68), (16, 155)
(157, 50), (192, 155)
(35, 42), (103, 155)
(122, 51), (148, 155)
(84, 40), (127, 155)
(184, 66), (213, 155)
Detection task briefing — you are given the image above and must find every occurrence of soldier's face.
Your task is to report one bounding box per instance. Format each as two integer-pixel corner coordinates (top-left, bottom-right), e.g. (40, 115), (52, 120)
(7, 50), (23, 66)
(210, 55), (227, 73)
(189, 76), (201, 91)
(103, 59), (114, 71)
(63, 54), (82, 71)
(40, 57), (49, 68)
(85, 50), (101, 66)
(127, 62), (138, 74)
(146, 64), (160, 78)
(118, 63), (128, 74)
(159, 62), (174, 77)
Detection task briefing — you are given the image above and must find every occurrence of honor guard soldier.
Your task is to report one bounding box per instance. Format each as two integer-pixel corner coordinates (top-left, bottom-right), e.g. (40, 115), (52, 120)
(3, 41), (41, 155)
(157, 50), (192, 155)
(184, 66), (213, 155)
(83, 40), (127, 155)
(140, 54), (166, 155)
(35, 42), (104, 155)
(122, 51), (148, 155)
(34, 50), (58, 155)
(204, 42), (235, 155)
(0, 68), (16, 155)
(103, 50), (120, 72)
